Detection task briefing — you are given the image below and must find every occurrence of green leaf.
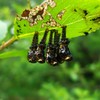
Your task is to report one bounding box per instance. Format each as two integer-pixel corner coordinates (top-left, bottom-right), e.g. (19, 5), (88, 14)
(14, 0), (100, 39)
(0, 50), (27, 59)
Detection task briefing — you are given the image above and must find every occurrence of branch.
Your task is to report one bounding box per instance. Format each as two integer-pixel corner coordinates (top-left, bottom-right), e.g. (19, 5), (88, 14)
(0, 36), (17, 51)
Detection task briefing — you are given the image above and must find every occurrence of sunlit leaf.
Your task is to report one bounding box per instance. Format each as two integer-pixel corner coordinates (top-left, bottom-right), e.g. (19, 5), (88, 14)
(14, 0), (100, 39)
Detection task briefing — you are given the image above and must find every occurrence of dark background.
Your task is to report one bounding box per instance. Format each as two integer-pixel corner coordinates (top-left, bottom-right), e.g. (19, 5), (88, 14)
(0, 0), (100, 100)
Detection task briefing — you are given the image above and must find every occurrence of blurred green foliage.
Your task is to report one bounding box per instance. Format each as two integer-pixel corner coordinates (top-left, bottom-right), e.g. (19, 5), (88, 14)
(0, 0), (100, 100)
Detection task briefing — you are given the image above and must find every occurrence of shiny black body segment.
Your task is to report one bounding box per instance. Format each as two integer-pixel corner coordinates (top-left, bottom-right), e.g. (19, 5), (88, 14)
(27, 32), (38, 63)
(58, 26), (72, 61)
(35, 29), (49, 63)
(46, 30), (58, 66)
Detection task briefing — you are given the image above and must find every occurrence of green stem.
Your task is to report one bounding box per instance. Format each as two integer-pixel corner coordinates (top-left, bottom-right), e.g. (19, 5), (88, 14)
(27, 0), (31, 9)
(0, 36), (17, 51)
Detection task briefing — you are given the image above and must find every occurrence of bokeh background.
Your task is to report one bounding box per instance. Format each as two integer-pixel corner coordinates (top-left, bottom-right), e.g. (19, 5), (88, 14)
(0, 0), (100, 100)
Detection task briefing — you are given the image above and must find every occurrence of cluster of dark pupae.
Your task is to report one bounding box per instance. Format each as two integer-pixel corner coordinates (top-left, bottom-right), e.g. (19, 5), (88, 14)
(27, 26), (73, 66)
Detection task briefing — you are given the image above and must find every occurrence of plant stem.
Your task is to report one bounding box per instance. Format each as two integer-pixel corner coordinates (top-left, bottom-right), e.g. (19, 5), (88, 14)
(0, 36), (17, 51)
(27, 0), (31, 9)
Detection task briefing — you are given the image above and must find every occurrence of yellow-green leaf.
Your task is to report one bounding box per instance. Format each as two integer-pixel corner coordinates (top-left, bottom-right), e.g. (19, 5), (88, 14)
(14, 0), (100, 39)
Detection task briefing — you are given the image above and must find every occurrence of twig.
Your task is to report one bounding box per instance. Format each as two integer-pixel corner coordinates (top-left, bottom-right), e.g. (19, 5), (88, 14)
(0, 36), (17, 51)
